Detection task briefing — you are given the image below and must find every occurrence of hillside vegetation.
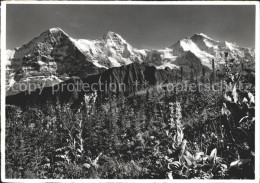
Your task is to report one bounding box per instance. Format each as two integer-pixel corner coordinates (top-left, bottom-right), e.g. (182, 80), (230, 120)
(5, 60), (255, 179)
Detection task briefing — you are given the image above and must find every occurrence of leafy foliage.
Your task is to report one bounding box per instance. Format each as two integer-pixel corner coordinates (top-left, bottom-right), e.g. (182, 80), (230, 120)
(6, 62), (255, 179)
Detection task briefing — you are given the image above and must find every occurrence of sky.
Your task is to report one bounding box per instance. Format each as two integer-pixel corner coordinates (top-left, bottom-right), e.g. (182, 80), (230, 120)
(6, 4), (255, 49)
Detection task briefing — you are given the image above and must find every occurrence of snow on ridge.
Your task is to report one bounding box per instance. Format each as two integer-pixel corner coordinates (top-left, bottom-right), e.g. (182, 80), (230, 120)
(137, 49), (148, 57)
(203, 39), (219, 50)
(179, 38), (214, 68)
(49, 27), (69, 37)
(69, 38), (99, 58)
(7, 28), (254, 75)
(179, 38), (211, 56)
(108, 57), (122, 67)
(69, 32), (148, 69)
(224, 41), (239, 51)
(6, 49), (15, 63)
(93, 62), (108, 69)
(76, 39), (100, 55)
(7, 27), (70, 62)
(197, 33), (214, 40)
(203, 39), (214, 48)
(157, 48), (177, 61)
(49, 27), (62, 33)
(156, 62), (179, 70)
(192, 33), (220, 44)
(102, 31), (128, 46)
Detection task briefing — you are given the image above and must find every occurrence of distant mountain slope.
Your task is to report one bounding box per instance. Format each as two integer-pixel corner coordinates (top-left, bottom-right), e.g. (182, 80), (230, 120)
(174, 51), (211, 74)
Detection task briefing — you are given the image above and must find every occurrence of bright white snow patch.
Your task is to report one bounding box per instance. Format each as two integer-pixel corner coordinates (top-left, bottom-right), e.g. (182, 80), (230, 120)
(92, 61), (108, 69)
(77, 39), (100, 55)
(49, 28), (61, 33)
(138, 49), (148, 57)
(105, 31), (128, 45)
(180, 39), (201, 52)
(49, 27), (69, 37)
(204, 39), (214, 48)
(6, 50), (15, 65)
(180, 39), (214, 68)
(108, 57), (121, 67)
(157, 62), (179, 70)
(158, 48), (178, 61)
(198, 33), (215, 41)
(225, 41), (236, 51)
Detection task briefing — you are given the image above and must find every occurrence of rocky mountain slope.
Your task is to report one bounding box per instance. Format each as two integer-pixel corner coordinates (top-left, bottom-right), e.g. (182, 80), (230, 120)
(6, 28), (254, 95)
(6, 62), (180, 106)
(82, 62), (179, 93)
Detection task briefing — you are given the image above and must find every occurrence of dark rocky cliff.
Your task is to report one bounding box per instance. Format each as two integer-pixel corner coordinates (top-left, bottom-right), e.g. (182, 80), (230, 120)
(6, 63), (180, 107)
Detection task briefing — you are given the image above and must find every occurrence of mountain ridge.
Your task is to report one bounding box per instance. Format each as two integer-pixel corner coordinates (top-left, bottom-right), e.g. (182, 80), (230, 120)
(6, 27), (255, 93)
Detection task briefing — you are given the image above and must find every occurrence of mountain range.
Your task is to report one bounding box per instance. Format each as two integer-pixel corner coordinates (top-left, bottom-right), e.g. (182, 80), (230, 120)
(6, 27), (255, 96)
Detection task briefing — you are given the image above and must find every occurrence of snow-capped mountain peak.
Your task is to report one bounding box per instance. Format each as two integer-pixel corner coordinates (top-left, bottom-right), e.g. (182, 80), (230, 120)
(101, 31), (129, 47)
(49, 27), (63, 33)
(6, 29), (254, 93)
(103, 31), (124, 39)
(168, 32), (254, 68)
(224, 41), (238, 50)
(192, 33), (215, 41)
(48, 27), (69, 36)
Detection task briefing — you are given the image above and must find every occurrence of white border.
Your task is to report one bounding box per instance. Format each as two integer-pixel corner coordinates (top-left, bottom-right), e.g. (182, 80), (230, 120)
(1, 1), (7, 182)
(1, 1), (259, 183)
(1, 1), (259, 5)
(254, 2), (260, 183)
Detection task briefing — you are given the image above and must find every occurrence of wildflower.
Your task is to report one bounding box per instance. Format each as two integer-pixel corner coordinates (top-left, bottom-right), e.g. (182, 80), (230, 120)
(176, 102), (182, 127)
(83, 163), (91, 169)
(210, 132), (217, 139)
(169, 101), (182, 128)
